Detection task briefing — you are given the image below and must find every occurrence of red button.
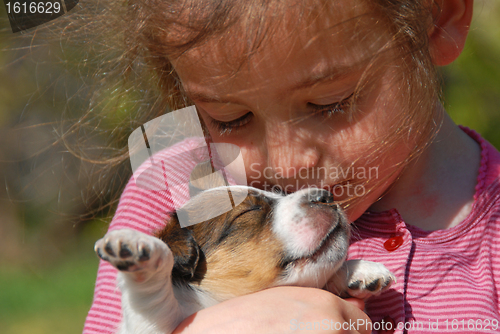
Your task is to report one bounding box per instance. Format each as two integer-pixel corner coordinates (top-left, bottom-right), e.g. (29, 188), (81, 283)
(384, 236), (404, 251)
(379, 316), (396, 334)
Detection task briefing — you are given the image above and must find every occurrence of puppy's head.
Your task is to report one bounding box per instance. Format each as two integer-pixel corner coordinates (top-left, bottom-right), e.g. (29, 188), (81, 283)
(156, 186), (349, 301)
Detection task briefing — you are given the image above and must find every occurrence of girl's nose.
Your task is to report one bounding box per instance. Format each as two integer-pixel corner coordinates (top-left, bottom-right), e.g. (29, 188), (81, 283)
(265, 126), (321, 179)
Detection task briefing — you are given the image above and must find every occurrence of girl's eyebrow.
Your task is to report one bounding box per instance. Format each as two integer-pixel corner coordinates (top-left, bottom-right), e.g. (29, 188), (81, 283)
(185, 91), (235, 104)
(289, 64), (361, 91)
(185, 64), (363, 104)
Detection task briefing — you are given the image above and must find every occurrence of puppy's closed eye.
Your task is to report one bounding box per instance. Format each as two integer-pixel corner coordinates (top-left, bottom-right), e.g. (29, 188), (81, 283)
(96, 186), (395, 334)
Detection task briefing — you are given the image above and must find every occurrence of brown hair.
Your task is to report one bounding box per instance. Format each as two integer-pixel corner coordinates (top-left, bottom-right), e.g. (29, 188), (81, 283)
(57, 0), (442, 213)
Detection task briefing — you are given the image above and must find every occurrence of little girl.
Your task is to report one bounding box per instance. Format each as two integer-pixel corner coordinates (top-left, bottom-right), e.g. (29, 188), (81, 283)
(84, 0), (500, 333)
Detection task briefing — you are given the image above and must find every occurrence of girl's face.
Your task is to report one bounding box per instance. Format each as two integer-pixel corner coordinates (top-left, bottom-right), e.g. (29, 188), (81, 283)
(169, 2), (424, 220)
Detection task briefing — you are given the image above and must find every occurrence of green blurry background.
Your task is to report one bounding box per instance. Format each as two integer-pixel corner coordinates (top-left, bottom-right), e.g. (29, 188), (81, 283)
(0, 1), (499, 333)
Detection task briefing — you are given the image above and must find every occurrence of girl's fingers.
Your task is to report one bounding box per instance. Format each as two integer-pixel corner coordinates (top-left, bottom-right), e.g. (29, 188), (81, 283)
(339, 299), (372, 334)
(173, 287), (373, 334)
(343, 297), (365, 310)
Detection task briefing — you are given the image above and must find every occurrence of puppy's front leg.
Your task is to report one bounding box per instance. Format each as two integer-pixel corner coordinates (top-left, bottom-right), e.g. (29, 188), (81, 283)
(95, 229), (185, 334)
(326, 260), (396, 299)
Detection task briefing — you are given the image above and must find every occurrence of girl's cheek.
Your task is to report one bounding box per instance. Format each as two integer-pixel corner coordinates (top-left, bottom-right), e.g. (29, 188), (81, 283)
(240, 147), (265, 182)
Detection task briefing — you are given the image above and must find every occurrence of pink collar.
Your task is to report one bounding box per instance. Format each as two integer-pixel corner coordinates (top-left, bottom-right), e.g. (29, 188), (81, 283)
(355, 126), (500, 242)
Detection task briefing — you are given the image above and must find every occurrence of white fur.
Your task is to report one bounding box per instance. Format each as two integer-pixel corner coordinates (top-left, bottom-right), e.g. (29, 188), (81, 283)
(95, 229), (189, 334)
(272, 188), (338, 257)
(95, 187), (395, 334)
(325, 260), (396, 298)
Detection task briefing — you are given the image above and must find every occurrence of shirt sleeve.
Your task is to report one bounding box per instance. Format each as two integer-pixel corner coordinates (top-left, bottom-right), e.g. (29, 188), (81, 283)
(82, 138), (203, 333)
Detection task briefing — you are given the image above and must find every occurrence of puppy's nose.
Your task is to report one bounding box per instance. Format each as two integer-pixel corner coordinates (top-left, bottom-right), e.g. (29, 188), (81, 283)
(308, 189), (334, 204)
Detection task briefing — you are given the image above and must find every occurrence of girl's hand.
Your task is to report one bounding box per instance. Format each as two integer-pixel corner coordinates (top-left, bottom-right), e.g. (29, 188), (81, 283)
(173, 286), (371, 334)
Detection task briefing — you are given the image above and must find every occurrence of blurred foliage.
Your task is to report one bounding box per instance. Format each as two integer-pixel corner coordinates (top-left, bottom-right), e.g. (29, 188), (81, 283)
(0, 1), (499, 334)
(0, 231), (97, 334)
(441, 1), (500, 148)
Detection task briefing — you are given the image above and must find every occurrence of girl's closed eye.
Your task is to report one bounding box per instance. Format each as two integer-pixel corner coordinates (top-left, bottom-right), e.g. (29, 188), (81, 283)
(207, 93), (355, 135)
(209, 112), (254, 135)
(308, 92), (354, 118)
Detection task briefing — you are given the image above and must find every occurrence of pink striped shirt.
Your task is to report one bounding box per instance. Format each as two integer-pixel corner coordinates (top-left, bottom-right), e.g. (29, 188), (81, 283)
(83, 127), (500, 334)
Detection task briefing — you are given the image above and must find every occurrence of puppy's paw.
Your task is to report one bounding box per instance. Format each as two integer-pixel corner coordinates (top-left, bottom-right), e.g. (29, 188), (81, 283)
(345, 260), (396, 299)
(95, 229), (172, 281)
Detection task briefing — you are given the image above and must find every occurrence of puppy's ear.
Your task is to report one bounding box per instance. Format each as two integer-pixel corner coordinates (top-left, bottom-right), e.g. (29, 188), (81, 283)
(156, 214), (206, 286)
(189, 160), (227, 198)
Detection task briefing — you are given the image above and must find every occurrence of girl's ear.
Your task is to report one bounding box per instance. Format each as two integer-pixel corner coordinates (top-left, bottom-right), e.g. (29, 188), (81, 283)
(428, 0), (474, 66)
(156, 214), (205, 285)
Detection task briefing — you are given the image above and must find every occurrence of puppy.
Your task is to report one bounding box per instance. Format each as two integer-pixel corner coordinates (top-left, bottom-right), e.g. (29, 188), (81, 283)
(95, 183), (395, 334)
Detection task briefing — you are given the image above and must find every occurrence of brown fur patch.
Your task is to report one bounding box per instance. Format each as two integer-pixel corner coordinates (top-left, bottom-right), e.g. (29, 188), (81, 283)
(157, 189), (288, 300)
(195, 237), (284, 300)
